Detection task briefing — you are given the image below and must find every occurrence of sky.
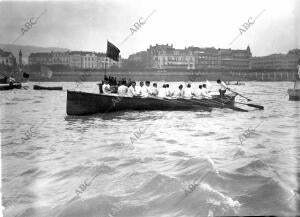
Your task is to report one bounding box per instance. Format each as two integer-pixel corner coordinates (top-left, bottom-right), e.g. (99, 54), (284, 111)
(0, 0), (299, 58)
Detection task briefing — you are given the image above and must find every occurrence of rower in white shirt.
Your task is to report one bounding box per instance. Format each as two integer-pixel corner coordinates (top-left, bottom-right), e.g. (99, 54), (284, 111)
(173, 84), (184, 98)
(158, 84), (167, 98)
(183, 83), (193, 98)
(142, 81), (151, 97)
(127, 81), (138, 97)
(217, 79), (228, 97)
(117, 80), (128, 96)
(150, 83), (159, 96)
(165, 84), (172, 97)
(202, 84), (212, 98)
(102, 80), (111, 94)
(194, 85), (205, 98)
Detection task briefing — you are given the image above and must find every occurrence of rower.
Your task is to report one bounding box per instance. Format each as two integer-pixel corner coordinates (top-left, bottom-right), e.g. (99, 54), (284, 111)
(158, 84), (167, 98)
(202, 84), (211, 98)
(117, 80), (128, 96)
(102, 80), (111, 94)
(151, 83), (159, 96)
(143, 81), (151, 97)
(127, 81), (138, 97)
(217, 79), (228, 98)
(165, 84), (172, 97)
(174, 84), (184, 98)
(183, 83), (193, 98)
(195, 85), (204, 98)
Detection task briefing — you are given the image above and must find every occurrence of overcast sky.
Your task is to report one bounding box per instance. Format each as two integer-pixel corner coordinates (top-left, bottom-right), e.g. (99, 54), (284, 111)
(0, 0), (299, 58)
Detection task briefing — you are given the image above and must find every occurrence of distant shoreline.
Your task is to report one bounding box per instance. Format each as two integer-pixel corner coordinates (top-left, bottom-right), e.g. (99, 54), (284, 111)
(24, 70), (297, 82)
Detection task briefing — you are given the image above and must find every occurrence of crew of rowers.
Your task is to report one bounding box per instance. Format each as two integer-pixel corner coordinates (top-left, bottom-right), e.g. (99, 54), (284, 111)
(101, 80), (222, 99)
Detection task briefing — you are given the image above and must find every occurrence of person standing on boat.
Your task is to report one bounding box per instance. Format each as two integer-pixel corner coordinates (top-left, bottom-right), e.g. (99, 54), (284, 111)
(102, 80), (111, 94)
(127, 81), (138, 97)
(217, 79), (228, 97)
(151, 83), (159, 96)
(174, 84), (184, 98)
(118, 80), (128, 96)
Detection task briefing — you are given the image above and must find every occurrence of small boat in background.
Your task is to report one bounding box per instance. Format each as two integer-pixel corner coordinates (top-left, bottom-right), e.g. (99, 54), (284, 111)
(287, 89), (300, 101)
(33, 85), (63, 91)
(225, 81), (245, 86)
(288, 63), (300, 101)
(0, 83), (22, 91)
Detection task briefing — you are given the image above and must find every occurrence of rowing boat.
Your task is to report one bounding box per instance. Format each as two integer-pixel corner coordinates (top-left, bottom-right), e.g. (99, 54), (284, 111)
(33, 85), (63, 91)
(287, 89), (300, 101)
(0, 83), (22, 91)
(66, 91), (239, 115)
(66, 90), (220, 115)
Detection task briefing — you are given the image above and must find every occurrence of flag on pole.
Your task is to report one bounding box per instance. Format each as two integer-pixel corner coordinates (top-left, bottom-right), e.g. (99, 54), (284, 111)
(106, 41), (120, 61)
(41, 65), (53, 79)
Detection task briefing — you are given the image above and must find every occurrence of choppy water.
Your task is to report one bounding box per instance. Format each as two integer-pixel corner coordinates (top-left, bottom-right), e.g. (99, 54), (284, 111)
(1, 81), (299, 217)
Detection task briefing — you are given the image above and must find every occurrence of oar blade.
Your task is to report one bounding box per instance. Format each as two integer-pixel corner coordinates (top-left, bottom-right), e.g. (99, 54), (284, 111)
(247, 103), (264, 110)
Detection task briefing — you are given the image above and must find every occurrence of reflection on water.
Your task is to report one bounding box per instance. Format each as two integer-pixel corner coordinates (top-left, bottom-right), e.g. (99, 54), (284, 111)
(1, 81), (299, 217)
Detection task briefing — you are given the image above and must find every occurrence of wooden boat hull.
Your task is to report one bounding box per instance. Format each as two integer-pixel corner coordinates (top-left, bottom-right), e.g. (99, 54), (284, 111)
(0, 83), (22, 91)
(67, 91), (215, 115)
(33, 85), (63, 90)
(288, 89), (300, 101)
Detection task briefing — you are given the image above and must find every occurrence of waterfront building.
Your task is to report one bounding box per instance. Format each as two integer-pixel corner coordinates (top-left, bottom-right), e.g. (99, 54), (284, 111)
(52, 52), (70, 65)
(0, 49), (16, 67)
(251, 49), (300, 70)
(28, 52), (53, 65)
(131, 44), (251, 70)
(81, 52), (97, 69)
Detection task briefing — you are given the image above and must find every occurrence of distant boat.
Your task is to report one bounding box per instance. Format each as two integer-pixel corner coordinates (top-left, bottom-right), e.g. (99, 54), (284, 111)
(33, 85), (63, 91)
(225, 81), (245, 85)
(0, 83), (22, 91)
(287, 89), (300, 101)
(288, 62), (300, 101)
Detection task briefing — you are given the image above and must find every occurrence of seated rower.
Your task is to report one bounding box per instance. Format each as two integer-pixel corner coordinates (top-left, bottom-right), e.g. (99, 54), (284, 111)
(102, 80), (111, 94)
(183, 83), (193, 98)
(174, 84), (184, 98)
(127, 81), (138, 97)
(158, 84), (167, 98)
(165, 84), (172, 97)
(217, 79), (228, 98)
(117, 80), (128, 96)
(151, 83), (159, 96)
(202, 84), (212, 98)
(143, 81), (151, 97)
(195, 85), (204, 98)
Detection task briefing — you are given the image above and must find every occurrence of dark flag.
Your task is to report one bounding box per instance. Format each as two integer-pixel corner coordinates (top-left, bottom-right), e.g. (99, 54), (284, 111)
(106, 41), (120, 61)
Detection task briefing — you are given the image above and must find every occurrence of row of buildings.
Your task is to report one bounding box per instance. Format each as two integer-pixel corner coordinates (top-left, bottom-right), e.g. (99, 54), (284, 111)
(128, 44), (300, 71)
(28, 51), (121, 69)
(0, 49), (17, 67)
(2, 46), (299, 71)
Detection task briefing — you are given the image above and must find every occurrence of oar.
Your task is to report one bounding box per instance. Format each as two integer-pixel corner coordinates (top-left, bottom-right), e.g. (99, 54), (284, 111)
(227, 88), (252, 101)
(235, 101), (264, 110)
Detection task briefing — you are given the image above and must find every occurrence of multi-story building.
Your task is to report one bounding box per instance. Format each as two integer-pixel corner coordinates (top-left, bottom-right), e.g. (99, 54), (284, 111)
(139, 44), (251, 70)
(0, 49), (16, 67)
(29, 51), (121, 69)
(81, 52), (97, 69)
(52, 52), (70, 65)
(28, 52), (53, 65)
(251, 49), (300, 70)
